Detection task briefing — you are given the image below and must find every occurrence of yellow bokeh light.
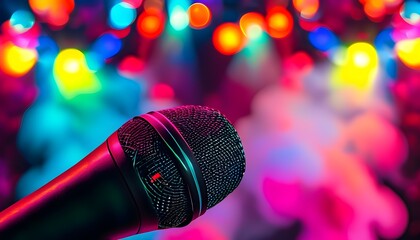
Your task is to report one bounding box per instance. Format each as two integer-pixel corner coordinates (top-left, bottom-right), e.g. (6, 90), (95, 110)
(53, 49), (101, 99)
(395, 38), (420, 70)
(332, 42), (378, 91)
(213, 23), (245, 55)
(0, 41), (37, 77)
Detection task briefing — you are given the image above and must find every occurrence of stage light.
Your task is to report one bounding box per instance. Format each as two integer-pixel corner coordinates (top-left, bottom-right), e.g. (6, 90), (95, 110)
(53, 49), (101, 99)
(109, 2), (136, 30)
(188, 3), (211, 29)
(266, 6), (293, 39)
(395, 38), (420, 70)
(213, 23), (245, 55)
(293, 0), (319, 19)
(136, 10), (165, 39)
(169, 5), (189, 31)
(10, 10), (35, 33)
(0, 41), (37, 77)
(309, 27), (340, 52)
(239, 12), (265, 40)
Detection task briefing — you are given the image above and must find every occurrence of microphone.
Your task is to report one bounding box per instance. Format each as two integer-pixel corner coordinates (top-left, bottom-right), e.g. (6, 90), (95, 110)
(0, 105), (246, 239)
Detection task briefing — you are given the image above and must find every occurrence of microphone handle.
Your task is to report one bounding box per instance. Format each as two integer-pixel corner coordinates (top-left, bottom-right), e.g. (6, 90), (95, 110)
(0, 132), (158, 240)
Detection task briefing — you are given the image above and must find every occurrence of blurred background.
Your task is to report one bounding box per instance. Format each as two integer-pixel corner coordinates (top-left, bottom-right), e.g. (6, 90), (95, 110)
(1, 0), (420, 239)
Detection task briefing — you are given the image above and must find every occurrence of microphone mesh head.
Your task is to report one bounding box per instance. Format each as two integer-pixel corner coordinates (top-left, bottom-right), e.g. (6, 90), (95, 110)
(117, 105), (246, 228)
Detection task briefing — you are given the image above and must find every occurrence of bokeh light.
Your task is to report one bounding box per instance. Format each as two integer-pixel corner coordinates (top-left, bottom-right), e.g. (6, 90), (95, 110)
(169, 5), (189, 31)
(0, 41), (37, 77)
(53, 48), (101, 99)
(400, 0), (420, 25)
(239, 12), (265, 39)
(29, 0), (75, 27)
(9, 10), (35, 33)
(333, 42), (379, 91)
(109, 2), (137, 30)
(188, 3), (212, 29)
(136, 9), (165, 39)
(309, 27), (340, 52)
(213, 23), (245, 55)
(293, 0), (319, 19)
(123, 0), (143, 8)
(395, 38), (420, 70)
(150, 83), (175, 100)
(266, 6), (293, 39)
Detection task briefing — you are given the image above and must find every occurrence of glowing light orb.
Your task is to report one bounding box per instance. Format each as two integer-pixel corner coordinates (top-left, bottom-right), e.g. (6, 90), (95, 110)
(123, 0), (143, 8)
(213, 23), (245, 55)
(395, 38), (420, 70)
(266, 7), (293, 39)
(118, 55), (145, 76)
(151, 83), (175, 99)
(29, 0), (74, 27)
(239, 12), (265, 39)
(53, 49), (101, 99)
(333, 42), (378, 90)
(400, 0), (420, 25)
(309, 27), (339, 52)
(109, 2), (136, 29)
(188, 3), (211, 29)
(137, 10), (165, 39)
(10, 10), (35, 33)
(363, 0), (386, 19)
(0, 42), (37, 77)
(92, 33), (122, 59)
(293, 0), (319, 19)
(169, 5), (189, 31)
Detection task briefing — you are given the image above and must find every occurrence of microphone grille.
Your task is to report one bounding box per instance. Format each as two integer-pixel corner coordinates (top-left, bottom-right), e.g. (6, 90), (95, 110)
(117, 105), (245, 228)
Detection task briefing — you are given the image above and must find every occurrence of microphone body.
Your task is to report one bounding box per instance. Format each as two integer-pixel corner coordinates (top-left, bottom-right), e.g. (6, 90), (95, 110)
(0, 106), (246, 239)
(0, 132), (158, 239)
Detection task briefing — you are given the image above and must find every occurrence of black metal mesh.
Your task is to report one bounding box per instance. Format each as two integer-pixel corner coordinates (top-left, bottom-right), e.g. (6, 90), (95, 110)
(117, 106), (246, 228)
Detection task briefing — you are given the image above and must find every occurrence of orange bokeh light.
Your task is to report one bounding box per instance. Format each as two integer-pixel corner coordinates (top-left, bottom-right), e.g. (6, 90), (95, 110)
(293, 0), (319, 19)
(212, 23), (245, 55)
(239, 12), (265, 38)
(29, 0), (75, 27)
(136, 10), (165, 39)
(266, 7), (294, 38)
(188, 3), (212, 29)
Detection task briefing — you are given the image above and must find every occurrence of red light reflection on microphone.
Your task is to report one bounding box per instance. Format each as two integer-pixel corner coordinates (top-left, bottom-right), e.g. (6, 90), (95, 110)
(150, 172), (161, 183)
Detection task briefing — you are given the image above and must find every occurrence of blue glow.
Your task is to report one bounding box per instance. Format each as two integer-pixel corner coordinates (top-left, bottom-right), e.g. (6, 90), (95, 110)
(400, 0), (420, 25)
(92, 33), (122, 59)
(109, 2), (136, 29)
(308, 27), (340, 52)
(10, 10), (35, 33)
